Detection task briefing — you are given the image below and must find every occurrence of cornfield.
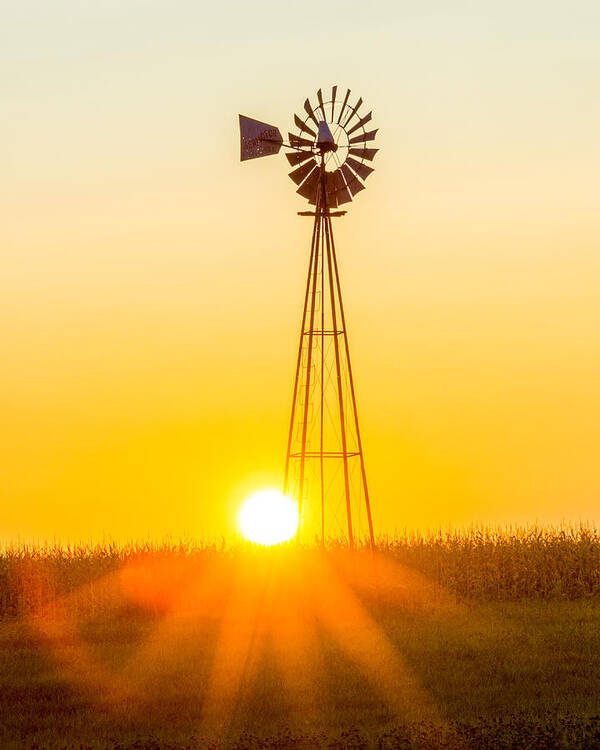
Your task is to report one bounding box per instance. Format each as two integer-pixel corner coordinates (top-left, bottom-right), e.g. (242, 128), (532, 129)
(1, 525), (599, 620)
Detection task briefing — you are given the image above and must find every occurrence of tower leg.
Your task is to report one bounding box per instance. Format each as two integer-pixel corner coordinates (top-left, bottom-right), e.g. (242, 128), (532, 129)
(293, 193), (323, 525)
(320, 211), (325, 545)
(284, 200), (321, 497)
(328, 217), (375, 548)
(323, 214), (354, 547)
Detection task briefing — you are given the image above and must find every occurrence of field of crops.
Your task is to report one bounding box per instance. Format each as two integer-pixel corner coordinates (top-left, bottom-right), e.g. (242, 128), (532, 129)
(2, 525), (599, 618)
(1, 526), (599, 749)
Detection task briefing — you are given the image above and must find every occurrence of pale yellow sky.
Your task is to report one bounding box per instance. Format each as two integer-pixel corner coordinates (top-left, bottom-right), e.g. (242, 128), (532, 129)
(2, 1), (600, 542)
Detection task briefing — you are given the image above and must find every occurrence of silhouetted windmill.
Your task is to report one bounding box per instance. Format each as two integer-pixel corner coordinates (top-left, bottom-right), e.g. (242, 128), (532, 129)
(239, 87), (377, 546)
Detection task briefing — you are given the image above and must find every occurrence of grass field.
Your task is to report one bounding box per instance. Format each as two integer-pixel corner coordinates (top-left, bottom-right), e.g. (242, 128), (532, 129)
(1, 527), (599, 749)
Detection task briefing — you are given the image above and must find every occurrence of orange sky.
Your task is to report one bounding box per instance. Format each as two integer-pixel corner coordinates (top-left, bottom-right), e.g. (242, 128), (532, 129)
(2, 2), (600, 543)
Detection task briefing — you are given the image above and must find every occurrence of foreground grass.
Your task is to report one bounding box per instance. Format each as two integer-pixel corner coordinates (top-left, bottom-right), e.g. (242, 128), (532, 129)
(0, 528), (599, 748)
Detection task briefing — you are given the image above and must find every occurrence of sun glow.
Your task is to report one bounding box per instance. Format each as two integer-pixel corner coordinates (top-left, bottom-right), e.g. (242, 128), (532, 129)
(238, 489), (299, 545)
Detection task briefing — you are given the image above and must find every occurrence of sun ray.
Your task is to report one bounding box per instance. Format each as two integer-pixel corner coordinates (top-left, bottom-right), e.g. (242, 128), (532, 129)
(199, 554), (271, 737)
(22, 543), (500, 749)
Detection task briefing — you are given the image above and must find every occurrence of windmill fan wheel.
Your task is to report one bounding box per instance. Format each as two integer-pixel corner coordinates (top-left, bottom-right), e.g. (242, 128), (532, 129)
(286, 86), (379, 207)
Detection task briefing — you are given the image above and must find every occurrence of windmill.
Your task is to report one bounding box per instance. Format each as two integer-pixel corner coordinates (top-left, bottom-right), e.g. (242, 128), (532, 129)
(239, 86), (377, 547)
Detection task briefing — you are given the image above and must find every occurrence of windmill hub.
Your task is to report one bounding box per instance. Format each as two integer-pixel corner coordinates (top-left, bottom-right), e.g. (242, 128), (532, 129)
(316, 121), (337, 154)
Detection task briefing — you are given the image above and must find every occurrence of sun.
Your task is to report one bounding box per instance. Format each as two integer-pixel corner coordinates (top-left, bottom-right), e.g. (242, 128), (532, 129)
(238, 489), (299, 546)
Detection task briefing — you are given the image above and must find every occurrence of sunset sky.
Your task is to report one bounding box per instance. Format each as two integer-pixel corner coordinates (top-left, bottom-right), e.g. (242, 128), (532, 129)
(3, 1), (600, 543)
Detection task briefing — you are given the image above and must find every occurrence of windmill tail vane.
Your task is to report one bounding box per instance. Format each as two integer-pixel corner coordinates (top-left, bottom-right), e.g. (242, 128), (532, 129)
(238, 87), (378, 547)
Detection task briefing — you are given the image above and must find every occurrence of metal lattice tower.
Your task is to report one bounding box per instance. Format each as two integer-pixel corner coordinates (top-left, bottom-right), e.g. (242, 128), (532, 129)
(239, 86), (378, 546)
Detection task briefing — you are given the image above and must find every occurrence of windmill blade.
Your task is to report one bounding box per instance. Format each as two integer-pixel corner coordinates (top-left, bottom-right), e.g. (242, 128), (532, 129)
(349, 147), (378, 162)
(304, 98), (319, 126)
(324, 172), (338, 209)
(326, 169), (341, 201)
(289, 133), (314, 148)
(341, 163), (365, 197)
(336, 188), (353, 205)
(286, 150), (314, 167)
(349, 128), (378, 145)
(331, 85), (337, 120)
(316, 89), (326, 120)
(289, 158), (318, 186)
(297, 167), (320, 202)
(239, 115), (283, 161)
(294, 114), (316, 138)
(343, 98), (363, 128)
(346, 156), (375, 181)
(346, 111), (372, 137)
(330, 168), (352, 206)
(336, 88), (351, 124)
